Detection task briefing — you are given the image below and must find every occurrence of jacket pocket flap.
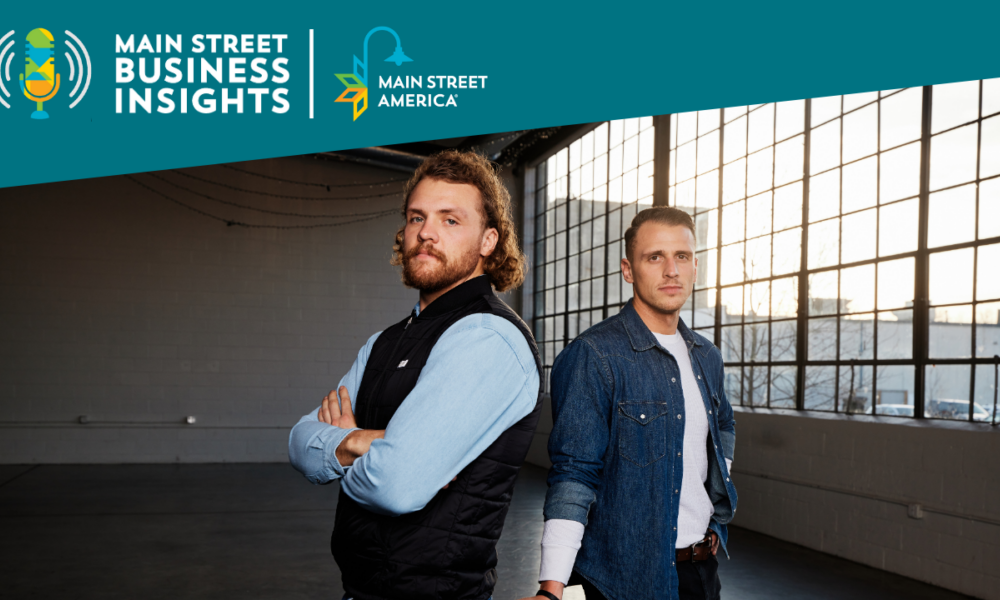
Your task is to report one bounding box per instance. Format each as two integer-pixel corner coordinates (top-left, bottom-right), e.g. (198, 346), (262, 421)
(618, 401), (670, 425)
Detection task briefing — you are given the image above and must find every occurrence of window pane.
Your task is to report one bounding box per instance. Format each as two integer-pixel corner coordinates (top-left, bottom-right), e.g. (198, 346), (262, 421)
(879, 199), (918, 257)
(809, 317), (838, 360)
(676, 141), (696, 183)
(746, 192), (773, 238)
(773, 182), (803, 231)
(973, 364), (997, 423)
(809, 169), (840, 223)
(843, 104), (878, 163)
(810, 118), (841, 175)
(698, 109), (720, 136)
(746, 365), (768, 407)
(775, 100), (805, 142)
(747, 281), (770, 321)
(841, 264), (875, 313)
(694, 289), (717, 328)
(745, 324), (769, 363)
(696, 249), (717, 290)
(879, 142), (921, 203)
(695, 210), (718, 252)
(804, 366), (837, 411)
(875, 365), (915, 416)
(725, 366), (743, 405)
(979, 243), (1000, 301)
(985, 78), (1000, 117)
(975, 302), (1000, 356)
(772, 228), (801, 276)
(811, 95), (841, 127)
(772, 320), (797, 361)
(722, 200), (745, 245)
(722, 158), (746, 205)
(878, 310), (912, 359)
(697, 130), (720, 175)
(932, 80), (979, 134)
(677, 112), (697, 145)
(979, 115), (1000, 180)
(841, 208), (877, 264)
(746, 236), (771, 280)
(928, 184), (976, 248)
(877, 257), (915, 310)
(809, 270), (839, 315)
(880, 88), (922, 150)
(843, 91), (878, 113)
(930, 304), (972, 358)
(748, 104), (775, 153)
(770, 365), (797, 408)
(808, 218), (840, 269)
(721, 285), (743, 324)
(772, 277), (798, 317)
(930, 248), (974, 305)
(747, 147), (774, 196)
(842, 156), (877, 213)
(839, 364), (873, 414)
(841, 314), (875, 359)
(925, 364), (971, 421)
(930, 124), (979, 191)
(723, 116), (747, 164)
(774, 135), (804, 186)
(721, 243), (745, 285)
(696, 170), (720, 212)
(722, 325), (742, 362)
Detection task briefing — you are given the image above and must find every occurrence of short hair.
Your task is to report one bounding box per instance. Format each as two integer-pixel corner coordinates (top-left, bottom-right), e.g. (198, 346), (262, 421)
(390, 149), (526, 292)
(623, 207), (697, 262)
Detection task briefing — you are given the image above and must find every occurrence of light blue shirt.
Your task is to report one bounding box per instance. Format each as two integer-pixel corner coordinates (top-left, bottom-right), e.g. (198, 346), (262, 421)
(288, 306), (539, 516)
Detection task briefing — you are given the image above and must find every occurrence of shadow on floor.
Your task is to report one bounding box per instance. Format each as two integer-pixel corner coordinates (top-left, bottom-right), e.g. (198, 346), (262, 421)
(0, 463), (972, 599)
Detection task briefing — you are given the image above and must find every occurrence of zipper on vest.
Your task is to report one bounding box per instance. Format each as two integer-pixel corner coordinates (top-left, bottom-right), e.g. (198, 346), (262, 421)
(364, 310), (415, 426)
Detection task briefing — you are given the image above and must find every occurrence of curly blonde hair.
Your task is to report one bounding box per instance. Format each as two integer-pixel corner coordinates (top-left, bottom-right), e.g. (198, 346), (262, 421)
(390, 149), (526, 292)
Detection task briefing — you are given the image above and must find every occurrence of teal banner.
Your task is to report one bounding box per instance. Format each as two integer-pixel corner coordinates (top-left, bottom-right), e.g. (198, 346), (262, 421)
(1, 1), (998, 188)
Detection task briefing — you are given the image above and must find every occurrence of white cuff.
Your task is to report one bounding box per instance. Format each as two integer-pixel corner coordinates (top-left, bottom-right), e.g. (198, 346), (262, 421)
(539, 519), (585, 585)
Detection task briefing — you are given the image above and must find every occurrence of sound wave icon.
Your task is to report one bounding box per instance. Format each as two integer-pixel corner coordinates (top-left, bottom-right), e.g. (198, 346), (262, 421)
(0, 29), (91, 112)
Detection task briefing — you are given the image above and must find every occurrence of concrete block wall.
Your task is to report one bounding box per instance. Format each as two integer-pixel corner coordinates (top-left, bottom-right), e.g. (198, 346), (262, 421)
(0, 156), (416, 463)
(732, 408), (1000, 600)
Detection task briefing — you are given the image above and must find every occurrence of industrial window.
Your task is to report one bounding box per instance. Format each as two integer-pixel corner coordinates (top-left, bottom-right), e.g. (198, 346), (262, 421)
(527, 79), (1000, 423)
(525, 118), (655, 390)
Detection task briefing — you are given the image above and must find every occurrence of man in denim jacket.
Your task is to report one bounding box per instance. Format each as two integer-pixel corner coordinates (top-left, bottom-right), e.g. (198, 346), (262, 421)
(524, 207), (737, 600)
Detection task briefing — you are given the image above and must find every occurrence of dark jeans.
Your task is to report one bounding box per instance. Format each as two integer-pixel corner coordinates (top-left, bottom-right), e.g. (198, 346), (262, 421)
(570, 556), (722, 600)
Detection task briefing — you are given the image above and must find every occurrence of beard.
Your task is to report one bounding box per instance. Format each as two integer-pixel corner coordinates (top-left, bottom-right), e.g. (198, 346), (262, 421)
(401, 241), (482, 293)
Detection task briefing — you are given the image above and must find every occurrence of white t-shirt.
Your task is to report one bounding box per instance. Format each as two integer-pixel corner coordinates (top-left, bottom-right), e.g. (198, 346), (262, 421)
(539, 329), (732, 584)
(652, 331), (713, 548)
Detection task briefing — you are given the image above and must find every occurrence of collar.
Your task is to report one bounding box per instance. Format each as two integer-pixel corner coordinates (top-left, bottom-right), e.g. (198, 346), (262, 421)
(416, 274), (493, 319)
(620, 299), (703, 353)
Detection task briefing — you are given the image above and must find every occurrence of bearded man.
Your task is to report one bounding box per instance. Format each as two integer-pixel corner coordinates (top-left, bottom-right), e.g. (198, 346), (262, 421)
(289, 150), (542, 600)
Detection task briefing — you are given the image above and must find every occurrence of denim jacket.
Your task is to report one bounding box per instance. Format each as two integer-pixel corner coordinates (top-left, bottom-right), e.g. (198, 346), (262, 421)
(544, 300), (737, 600)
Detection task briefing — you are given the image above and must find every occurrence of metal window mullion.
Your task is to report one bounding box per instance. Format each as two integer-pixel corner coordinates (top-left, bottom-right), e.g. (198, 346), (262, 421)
(716, 115), (724, 352)
(654, 115), (671, 208)
(835, 98), (845, 414)
(603, 126), (611, 321)
(914, 86), (934, 419)
(969, 81), (985, 422)
(798, 99), (812, 411)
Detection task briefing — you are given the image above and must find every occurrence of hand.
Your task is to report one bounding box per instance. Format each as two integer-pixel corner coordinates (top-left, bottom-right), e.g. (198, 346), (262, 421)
(319, 386), (357, 429)
(443, 476), (457, 490)
(710, 531), (719, 556)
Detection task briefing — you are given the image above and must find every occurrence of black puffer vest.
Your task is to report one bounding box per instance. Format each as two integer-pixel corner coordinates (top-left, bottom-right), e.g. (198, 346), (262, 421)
(331, 275), (543, 600)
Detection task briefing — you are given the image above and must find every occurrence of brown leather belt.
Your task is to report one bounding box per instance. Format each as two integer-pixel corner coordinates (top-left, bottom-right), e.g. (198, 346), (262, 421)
(675, 536), (713, 562)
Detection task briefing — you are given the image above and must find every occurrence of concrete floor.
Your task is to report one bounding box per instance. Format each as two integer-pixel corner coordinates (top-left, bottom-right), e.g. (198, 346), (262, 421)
(0, 463), (973, 600)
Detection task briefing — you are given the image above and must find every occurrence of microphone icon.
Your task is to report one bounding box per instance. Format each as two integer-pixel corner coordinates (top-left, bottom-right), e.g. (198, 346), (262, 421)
(19, 28), (60, 120)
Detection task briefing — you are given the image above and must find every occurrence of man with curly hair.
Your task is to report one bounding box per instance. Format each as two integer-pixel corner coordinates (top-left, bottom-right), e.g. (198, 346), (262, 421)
(289, 149), (542, 600)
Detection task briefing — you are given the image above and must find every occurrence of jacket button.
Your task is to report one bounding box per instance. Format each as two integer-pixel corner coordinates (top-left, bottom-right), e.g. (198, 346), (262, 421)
(677, 414), (682, 419)
(677, 452), (682, 457)
(709, 410), (713, 414)
(697, 375), (701, 380)
(671, 377), (677, 383)
(726, 477), (730, 482)
(640, 414), (646, 419)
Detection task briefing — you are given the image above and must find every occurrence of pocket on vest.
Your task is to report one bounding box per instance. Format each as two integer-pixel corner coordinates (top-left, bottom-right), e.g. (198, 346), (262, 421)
(617, 401), (669, 467)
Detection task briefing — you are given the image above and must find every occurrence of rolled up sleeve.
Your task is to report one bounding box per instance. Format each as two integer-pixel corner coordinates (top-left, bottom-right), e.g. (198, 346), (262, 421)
(544, 338), (613, 526)
(287, 332), (379, 484)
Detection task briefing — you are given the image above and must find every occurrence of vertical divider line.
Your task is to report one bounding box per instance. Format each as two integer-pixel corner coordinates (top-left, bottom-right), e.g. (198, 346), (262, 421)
(914, 86), (933, 419)
(309, 29), (315, 120)
(798, 100), (812, 411)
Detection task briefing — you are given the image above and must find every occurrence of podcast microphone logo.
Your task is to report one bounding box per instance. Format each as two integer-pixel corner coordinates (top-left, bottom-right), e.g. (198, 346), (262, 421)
(21, 28), (59, 119)
(0, 28), (91, 118)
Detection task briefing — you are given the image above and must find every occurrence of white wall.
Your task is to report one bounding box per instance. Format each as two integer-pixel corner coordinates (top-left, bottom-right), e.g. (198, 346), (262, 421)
(0, 156), (416, 463)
